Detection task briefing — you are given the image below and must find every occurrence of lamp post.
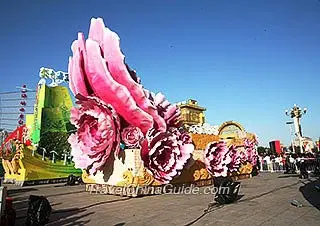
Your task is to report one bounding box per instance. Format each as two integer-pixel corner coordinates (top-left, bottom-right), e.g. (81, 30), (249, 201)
(286, 121), (295, 153)
(50, 151), (58, 163)
(32, 143), (39, 157)
(285, 104), (307, 153)
(62, 150), (70, 165)
(39, 147), (46, 160)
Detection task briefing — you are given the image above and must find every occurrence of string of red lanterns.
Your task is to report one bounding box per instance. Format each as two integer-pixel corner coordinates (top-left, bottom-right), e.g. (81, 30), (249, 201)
(19, 84), (27, 126)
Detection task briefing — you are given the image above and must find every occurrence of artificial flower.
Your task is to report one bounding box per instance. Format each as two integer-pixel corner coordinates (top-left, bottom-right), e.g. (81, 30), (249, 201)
(68, 95), (120, 174)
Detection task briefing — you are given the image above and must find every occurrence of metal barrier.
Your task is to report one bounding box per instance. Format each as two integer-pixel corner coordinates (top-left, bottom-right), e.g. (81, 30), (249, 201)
(259, 158), (320, 175)
(260, 160), (285, 172)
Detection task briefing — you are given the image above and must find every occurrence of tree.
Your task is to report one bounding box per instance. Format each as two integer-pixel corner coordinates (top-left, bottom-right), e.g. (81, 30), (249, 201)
(257, 146), (266, 155)
(38, 132), (71, 158)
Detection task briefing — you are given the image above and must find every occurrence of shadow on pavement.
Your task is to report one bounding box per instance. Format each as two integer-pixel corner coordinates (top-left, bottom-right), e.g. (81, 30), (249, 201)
(114, 223), (126, 226)
(13, 195), (131, 225)
(278, 174), (300, 178)
(48, 209), (94, 226)
(299, 178), (320, 210)
(7, 187), (38, 195)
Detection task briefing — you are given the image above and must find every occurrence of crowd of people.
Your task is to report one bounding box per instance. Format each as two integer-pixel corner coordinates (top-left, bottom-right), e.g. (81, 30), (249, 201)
(259, 152), (320, 178)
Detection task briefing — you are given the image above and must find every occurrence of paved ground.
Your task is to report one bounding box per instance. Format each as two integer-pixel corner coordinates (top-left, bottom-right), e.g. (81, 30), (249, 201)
(5, 172), (320, 226)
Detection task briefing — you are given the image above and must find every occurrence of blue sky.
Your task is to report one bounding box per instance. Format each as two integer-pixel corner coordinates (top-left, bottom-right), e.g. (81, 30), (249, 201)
(0, 0), (319, 146)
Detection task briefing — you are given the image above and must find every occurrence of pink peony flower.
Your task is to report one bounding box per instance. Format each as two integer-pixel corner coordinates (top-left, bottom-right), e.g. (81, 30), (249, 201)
(68, 95), (120, 175)
(239, 151), (247, 163)
(141, 128), (194, 184)
(204, 141), (231, 177)
(244, 139), (258, 166)
(68, 17), (170, 134)
(143, 90), (181, 128)
(154, 93), (182, 128)
(121, 126), (143, 148)
(227, 145), (241, 172)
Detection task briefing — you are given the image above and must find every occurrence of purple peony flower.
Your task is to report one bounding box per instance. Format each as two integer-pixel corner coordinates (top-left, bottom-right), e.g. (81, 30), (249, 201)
(141, 128), (194, 184)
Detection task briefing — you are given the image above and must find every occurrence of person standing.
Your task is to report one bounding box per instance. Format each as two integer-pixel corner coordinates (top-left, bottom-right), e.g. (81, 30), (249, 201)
(275, 155), (280, 171)
(264, 155), (272, 172)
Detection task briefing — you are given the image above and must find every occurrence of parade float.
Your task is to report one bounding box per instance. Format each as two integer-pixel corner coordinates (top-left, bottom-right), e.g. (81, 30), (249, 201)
(0, 71), (81, 186)
(0, 17), (258, 192)
(65, 18), (259, 196)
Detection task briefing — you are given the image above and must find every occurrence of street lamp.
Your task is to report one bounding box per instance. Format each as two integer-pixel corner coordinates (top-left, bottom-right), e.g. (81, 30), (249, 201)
(285, 104), (307, 153)
(50, 151), (58, 163)
(32, 143), (39, 157)
(39, 147), (46, 160)
(285, 121), (295, 153)
(62, 150), (70, 165)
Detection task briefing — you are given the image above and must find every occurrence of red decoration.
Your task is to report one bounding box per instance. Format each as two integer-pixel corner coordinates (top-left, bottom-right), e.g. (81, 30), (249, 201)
(18, 120), (24, 125)
(20, 101), (26, 106)
(22, 85), (27, 88)
(25, 140), (32, 146)
(19, 108), (25, 112)
(21, 93), (27, 98)
(19, 114), (24, 119)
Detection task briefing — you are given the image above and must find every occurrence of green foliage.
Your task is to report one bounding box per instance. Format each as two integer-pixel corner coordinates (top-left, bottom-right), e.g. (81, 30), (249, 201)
(38, 132), (71, 158)
(65, 122), (76, 133)
(0, 162), (4, 177)
(257, 146), (266, 155)
(41, 108), (67, 132)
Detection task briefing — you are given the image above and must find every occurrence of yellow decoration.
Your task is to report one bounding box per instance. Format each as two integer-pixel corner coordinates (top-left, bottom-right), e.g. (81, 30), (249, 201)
(177, 99), (206, 126)
(172, 160), (212, 184)
(239, 162), (253, 175)
(190, 133), (219, 150)
(116, 168), (161, 187)
(82, 170), (96, 184)
(3, 143), (81, 185)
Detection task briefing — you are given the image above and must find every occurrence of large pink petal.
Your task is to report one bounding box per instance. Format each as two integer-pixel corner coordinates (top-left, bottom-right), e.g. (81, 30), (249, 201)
(88, 18), (105, 45)
(69, 38), (89, 96)
(68, 56), (76, 95)
(83, 39), (153, 134)
(88, 18), (167, 132)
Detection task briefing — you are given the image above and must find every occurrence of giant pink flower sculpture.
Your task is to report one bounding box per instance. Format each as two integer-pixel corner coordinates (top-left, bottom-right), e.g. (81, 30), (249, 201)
(141, 128), (194, 184)
(68, 95), (120, 175)
(121, 126), (143, 148)
(204, 141), (231, 177)
(68, 17), (167, 134)
(227, 145), (241, 172)
(68, 17), (193, 183)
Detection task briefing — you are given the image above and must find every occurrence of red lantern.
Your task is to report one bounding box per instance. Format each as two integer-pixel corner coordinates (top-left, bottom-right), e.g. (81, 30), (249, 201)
(19, 114), (24, 119)
(20, 101), (26, 106)
(22, 85), (27, 88)
(18, 120), (24, 125)
(21, 93), (27, 98)
(19, 108), (25, 112)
